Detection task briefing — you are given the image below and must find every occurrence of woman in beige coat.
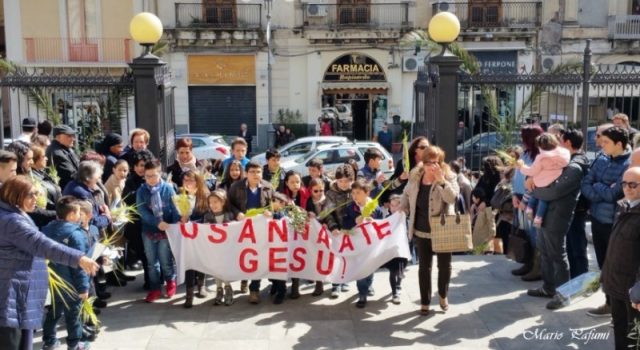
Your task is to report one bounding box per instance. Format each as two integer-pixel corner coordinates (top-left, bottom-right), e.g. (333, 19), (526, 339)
(401, 145), (459, 315)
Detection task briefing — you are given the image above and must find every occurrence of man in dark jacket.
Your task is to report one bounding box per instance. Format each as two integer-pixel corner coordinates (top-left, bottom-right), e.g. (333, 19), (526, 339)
(602, 167), (640, 350)
(46, 125), (80, 191)
(238, 123), (253, 155)
(581, 125), (631, 317)
(560, 129), (591, 278)
(526, 151), (584, 310)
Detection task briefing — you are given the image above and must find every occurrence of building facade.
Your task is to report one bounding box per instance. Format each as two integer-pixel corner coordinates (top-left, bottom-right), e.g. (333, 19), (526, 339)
(4, 1), (640, 148)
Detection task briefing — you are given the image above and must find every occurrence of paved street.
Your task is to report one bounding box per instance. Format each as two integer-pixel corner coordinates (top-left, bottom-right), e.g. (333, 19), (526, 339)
(34, 248), (613, 350)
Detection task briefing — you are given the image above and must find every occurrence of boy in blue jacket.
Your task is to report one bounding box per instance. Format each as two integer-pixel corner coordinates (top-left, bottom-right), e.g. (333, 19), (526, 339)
(136, 159), (181, 303)
(42, 196), (91, 350)
(341, 179), (383, 308)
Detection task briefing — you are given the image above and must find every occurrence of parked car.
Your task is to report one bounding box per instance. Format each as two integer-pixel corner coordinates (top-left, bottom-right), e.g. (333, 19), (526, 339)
(251, 135), (348, 165)
(280, 141), (395, 178)
(177, 134), (230, 161)
(319, 105), (353, 128)
(457, 131), (521, 170)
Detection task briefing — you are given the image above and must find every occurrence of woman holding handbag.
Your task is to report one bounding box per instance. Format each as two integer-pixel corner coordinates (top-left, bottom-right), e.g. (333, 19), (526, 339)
(401, 145), (460, 315)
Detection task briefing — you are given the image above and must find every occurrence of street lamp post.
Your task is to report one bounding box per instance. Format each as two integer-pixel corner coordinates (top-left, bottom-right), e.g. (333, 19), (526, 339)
(427, 12), (461, 161)
(129, 12), (175, 167)
(265, 0), (274, 148)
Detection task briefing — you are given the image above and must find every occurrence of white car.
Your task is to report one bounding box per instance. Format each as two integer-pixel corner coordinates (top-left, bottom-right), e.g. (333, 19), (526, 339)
(280, 141), (395, 178)
(251, 135), (348, 165)
(177, 134), (230, 161)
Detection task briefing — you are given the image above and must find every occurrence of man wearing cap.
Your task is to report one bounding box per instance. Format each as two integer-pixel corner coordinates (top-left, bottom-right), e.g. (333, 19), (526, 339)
(17, 118), (36, 143)
(46, 125), (80, 190)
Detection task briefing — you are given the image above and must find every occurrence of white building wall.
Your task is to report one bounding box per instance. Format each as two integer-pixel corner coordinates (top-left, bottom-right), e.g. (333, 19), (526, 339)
(165, 51), (189, 133)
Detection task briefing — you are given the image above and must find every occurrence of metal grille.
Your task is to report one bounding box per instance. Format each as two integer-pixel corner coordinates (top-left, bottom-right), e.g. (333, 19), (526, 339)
(0, 66), (134, 151)
(414, 40), (640, 170)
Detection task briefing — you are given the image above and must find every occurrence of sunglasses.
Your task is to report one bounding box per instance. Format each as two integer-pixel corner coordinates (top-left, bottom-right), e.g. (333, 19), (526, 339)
(313, 189), (324, 193)
(27, 191), (38, 198)
(622, 181), (640, 189)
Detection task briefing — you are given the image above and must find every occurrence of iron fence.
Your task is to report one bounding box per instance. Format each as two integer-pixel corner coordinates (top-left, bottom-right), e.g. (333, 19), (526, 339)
(175, 3), (262, 29)
(432, 1), (542, 29)
(301, 3), (411, 30)
(0, 66), (135, 152)
(415, 40), (640, 170)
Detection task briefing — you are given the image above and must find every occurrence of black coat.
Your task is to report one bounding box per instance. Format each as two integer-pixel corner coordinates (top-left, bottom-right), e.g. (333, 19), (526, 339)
(532, 160), (584, 239)
(602, 204), (640, 301)
(28, 169), (62, 228)
(45, 139), (79, 191)
(238, 130), (253, 154)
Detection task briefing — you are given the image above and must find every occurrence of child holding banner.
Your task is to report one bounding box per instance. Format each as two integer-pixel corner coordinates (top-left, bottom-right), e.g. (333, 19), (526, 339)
(181, 170), (210, 308)
(281, 170), (310, 300)
(342, 179), (384, 308)
(382, 194), (407, 305)
(227, 161), (274, 304)
(325, 164), (356, 299)
(305, 177), (329, 297)
(202, 189), (236, 306)
(137, 159), (181, 303)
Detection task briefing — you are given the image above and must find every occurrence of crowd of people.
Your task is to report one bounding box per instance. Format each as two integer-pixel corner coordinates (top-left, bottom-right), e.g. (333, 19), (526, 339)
(2, 112), (640, 349)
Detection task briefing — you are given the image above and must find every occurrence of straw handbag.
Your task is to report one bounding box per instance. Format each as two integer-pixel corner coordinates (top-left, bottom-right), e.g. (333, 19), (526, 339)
(430, 200), (472, 253)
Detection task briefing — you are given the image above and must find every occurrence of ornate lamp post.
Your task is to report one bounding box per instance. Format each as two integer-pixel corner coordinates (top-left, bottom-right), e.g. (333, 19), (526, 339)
(427, 12), (461, 161)
(129, 12), (175, 167)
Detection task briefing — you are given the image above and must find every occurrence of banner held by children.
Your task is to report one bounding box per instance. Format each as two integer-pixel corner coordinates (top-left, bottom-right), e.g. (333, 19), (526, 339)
(166, 212), (410, 284)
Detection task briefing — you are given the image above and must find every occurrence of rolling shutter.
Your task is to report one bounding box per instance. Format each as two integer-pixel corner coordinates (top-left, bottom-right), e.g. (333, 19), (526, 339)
(188, 86), (256, 136)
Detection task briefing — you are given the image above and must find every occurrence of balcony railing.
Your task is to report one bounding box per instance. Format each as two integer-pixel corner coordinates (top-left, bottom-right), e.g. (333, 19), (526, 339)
(175, 3), (262, 29)
(24, 38), (132, 64)
(432, 1), (542, 29)
(301, 3), (411, 30)
(609, 15), (640, 40)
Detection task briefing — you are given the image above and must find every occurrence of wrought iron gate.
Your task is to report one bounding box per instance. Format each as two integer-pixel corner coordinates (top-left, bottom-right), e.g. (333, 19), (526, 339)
(0, 65), (135, 151)
(414, 40), (640, 169)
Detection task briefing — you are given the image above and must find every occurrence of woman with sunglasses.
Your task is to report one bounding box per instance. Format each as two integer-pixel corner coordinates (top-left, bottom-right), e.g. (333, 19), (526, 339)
(305, 177), (329, 296)
(401, 145), (460, 315)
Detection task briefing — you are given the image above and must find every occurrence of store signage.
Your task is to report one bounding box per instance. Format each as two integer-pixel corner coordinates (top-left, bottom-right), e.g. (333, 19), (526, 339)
(471, 51), (518, 75)
(188, 55), (256, 85)
(324, 54), (386, 82)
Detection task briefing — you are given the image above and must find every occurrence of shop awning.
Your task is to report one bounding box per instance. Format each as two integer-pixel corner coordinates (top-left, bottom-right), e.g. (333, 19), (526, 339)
(321, 82), (390, 91)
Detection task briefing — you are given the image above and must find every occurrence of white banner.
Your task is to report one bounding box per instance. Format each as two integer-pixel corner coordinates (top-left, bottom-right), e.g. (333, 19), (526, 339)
(166, 212), (410, 284)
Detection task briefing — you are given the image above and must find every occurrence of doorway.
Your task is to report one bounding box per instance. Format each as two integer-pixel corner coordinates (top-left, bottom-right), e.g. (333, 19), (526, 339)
(351, 100), (368, 140)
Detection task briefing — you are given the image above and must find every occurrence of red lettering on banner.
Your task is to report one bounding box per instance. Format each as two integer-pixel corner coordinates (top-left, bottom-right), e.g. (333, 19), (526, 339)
(289, 247), (306, 272)
(294, 222), (309, 241)
(372, 221), (392, 240)
(269, 247), (287, 272)
(180, 223), (198, 239)
(268, 219), (288, 243)
(316, 250), (335, 275)
(358, 224), (372, 245)
(339, 234), (355, 253)
(237, 219), (256, 243)
(316, 226), (330, 249)
(207, 224), (228, 244)
(239, 248), (258, 272)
